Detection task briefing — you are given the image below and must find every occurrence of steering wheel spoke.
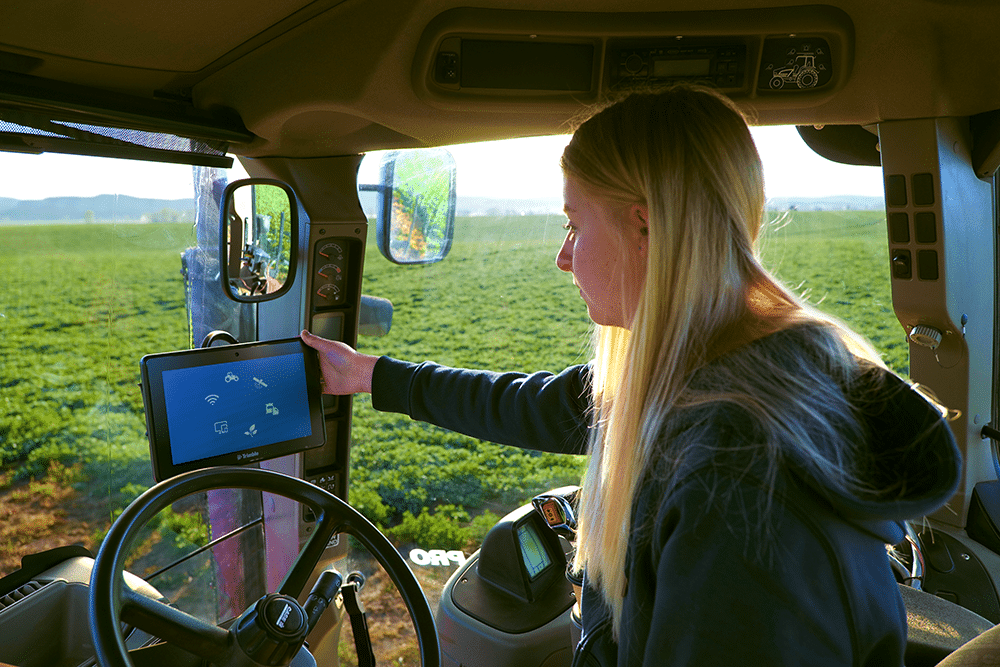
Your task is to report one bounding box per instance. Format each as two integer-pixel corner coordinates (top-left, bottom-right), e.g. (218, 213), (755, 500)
(278, 507), (342, 598)
(121, 587), (231, 660)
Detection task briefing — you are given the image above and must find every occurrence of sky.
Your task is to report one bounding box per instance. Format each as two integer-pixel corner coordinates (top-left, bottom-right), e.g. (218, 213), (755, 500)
(0, 126), (884, 203)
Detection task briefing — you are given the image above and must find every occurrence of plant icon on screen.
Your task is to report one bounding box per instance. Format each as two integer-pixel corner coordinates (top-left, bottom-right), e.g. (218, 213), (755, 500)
(205, 394), (220, 405)
(245, 424), (258, 437)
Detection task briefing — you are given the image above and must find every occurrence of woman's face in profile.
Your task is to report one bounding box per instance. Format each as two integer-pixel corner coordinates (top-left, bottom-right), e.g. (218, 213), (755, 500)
(557, 176), (647, 329)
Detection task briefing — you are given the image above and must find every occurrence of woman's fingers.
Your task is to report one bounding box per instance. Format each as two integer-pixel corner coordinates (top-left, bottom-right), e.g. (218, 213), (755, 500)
(300, 330), (376, 394)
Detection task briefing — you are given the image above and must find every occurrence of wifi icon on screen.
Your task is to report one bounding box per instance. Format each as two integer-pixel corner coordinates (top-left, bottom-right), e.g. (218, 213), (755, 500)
(205, 394), (220, 405)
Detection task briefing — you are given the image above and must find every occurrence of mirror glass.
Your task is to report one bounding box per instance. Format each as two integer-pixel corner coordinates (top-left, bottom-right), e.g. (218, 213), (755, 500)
(223, 180), (297, 302)
(376, 148), (456, 264)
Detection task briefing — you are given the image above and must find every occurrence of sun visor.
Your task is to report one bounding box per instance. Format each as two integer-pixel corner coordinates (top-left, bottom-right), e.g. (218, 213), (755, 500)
(0, 71), (253, 167)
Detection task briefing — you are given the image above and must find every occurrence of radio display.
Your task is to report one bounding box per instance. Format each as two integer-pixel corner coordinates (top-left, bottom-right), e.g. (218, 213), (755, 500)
(610, 41), (746, 89)
(652, 58), (712, 78)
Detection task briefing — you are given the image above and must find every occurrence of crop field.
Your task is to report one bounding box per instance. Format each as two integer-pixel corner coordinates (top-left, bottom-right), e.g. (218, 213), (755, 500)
(0, 209), (904, 577)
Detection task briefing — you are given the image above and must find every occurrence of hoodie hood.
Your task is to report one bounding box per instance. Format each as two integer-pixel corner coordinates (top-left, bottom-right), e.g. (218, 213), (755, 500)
(673, 324), (962, 544)
(794, 365), (961, 533)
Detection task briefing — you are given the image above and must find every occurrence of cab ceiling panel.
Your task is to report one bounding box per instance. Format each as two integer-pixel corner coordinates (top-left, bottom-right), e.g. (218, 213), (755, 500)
(197, 0), (1000, 157)
(199, 2), (857, 157)
(0, 0), (316, 71)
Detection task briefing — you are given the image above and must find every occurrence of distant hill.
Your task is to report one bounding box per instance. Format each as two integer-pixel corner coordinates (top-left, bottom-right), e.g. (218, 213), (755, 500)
(765, 194), (884, 211)
(4, 191), (882, 224)
(456, 195), (564, 216)
(0, 194), (195, 222)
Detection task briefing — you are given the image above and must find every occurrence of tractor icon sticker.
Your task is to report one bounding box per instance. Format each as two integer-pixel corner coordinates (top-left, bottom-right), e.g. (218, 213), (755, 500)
(768, 53), (823, 90)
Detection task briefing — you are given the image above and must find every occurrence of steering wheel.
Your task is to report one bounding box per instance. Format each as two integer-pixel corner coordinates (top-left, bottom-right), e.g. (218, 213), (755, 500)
(88, 466), (440, 667)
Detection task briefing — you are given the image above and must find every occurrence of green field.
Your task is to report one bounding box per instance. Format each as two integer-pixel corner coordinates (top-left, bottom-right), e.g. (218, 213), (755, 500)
(0, 209), (904, 554)
(2, 223), (193, 488)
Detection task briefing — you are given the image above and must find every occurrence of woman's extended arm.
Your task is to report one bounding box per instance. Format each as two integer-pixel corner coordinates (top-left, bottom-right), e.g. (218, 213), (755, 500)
(301, 330), (592, 454)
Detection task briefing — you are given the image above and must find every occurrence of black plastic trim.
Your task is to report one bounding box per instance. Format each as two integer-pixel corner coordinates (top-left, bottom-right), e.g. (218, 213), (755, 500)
(797, 124), (881, 167)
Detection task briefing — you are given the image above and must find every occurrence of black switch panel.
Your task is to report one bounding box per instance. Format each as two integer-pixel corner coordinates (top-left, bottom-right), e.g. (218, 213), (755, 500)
(891, 249), (912, 279)
(912, 172), (935, 206)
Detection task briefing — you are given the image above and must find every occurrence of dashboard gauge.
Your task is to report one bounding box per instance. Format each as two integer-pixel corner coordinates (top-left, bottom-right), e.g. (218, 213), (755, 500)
(313, 240), (349, 305)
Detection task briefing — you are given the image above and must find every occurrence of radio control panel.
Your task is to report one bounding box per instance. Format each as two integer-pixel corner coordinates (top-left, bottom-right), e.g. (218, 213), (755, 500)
(608, 36), (834, 94)
(609, 41), (748, 91)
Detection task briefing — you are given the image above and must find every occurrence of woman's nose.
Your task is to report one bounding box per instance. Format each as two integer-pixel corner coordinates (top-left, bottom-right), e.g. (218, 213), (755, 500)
(556, 237), (572, 273)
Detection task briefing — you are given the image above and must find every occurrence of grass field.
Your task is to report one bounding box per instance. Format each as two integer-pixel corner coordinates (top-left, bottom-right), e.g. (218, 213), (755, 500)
(0, 208), (904, 568)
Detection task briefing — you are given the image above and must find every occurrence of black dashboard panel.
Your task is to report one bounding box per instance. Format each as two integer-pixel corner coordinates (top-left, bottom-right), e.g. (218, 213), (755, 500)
(448, 40), (595, 91)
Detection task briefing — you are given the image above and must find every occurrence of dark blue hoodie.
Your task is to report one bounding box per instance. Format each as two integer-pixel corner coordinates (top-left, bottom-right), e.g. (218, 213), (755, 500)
(372, 326), (961, 666)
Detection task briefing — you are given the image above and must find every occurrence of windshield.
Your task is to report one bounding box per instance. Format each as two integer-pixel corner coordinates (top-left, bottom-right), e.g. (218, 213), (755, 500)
(0, 126), (895, 660)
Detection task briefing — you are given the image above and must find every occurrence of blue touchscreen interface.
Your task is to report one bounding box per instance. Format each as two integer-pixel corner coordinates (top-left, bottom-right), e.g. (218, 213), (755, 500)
(162, 352), (312, 465)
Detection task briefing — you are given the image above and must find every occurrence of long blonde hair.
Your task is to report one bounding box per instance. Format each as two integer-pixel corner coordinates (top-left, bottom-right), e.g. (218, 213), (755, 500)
(563, 85), (884, 637)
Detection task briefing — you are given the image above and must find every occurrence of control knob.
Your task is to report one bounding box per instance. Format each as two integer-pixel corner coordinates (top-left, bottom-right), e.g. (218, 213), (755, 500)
(908, 324), (943, 350)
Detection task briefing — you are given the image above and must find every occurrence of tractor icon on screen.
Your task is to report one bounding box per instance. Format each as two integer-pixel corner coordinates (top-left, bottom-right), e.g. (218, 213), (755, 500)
(769, 54), (821, 90)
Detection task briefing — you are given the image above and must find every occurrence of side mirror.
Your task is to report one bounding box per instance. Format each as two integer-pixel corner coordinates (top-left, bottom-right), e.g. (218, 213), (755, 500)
(221, 179), (298, 302)
(373, 148), (456, 265)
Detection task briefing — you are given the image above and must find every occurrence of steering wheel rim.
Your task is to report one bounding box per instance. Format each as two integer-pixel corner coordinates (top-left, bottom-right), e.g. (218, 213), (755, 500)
(88, 466), (440, 667)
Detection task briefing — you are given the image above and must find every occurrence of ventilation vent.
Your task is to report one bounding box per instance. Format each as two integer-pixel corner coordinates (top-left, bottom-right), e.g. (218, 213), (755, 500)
(0, 580), (48, 612)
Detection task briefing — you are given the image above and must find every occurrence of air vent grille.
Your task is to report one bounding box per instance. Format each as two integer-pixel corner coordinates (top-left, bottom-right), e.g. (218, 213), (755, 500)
(0, 580), (48, 612)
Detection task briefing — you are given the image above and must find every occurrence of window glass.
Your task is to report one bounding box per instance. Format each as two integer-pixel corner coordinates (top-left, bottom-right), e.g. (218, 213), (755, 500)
(752, 126), (905, 374)
(1, 155), (192, 574)
(0, 152), (263, 623)
(0, 125), (901, 663)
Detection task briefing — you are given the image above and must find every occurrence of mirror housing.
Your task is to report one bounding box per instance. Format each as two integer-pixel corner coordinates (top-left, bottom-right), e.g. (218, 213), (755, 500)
(358, 295), (393, 337)
(374, 148), (456, 265)
(221, 179), (298, 302)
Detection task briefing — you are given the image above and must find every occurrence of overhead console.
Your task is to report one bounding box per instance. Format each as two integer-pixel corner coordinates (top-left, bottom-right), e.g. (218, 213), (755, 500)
(415, 5), (853, 109)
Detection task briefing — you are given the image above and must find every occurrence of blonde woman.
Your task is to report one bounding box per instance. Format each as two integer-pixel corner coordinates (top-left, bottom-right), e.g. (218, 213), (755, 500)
(303, 85), (960, 665)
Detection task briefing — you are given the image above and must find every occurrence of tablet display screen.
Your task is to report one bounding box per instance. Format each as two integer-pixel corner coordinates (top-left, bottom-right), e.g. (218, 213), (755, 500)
(141, 338), (326, 481)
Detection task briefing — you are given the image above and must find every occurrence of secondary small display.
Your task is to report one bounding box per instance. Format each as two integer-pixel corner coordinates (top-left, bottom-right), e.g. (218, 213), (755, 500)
(141, 338), (326, 481)
(516, 521), (552, 580)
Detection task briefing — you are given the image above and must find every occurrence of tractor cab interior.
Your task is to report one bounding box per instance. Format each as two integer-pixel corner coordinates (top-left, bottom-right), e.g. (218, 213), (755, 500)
(1, 1), (1000, 666)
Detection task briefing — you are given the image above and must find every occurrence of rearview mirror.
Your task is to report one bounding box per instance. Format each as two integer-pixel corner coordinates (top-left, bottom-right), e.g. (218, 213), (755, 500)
(221, 179), (298, 302)
(374, 148), (456, 265)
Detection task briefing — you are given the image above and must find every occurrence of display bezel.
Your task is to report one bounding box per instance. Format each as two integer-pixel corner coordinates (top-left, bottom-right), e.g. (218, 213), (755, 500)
(140, 337), (326, 481)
